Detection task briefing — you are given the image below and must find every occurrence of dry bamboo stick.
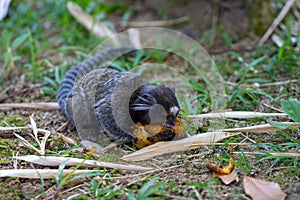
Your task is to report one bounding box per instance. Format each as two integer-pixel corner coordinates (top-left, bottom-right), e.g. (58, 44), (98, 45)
(258, 0), (296, 46)
(122, 121), (300, 161)
(0, 102), (59, 110)
(0, 169), (98, 179)
(189, 111), (286, 119)
(67, 1), (116, 39)
(15, 155), (153, 172)
(121, 16), (189, 28)
(122, 131), (236, 161)
(224, 122), (300, 133)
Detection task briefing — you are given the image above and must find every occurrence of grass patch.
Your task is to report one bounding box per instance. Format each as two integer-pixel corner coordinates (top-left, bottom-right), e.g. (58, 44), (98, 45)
(0, 0), (299, 199)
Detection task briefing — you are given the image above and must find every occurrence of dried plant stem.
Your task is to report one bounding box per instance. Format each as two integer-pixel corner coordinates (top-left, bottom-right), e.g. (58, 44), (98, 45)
(0, 102), (59, 110)
(122, 122), (300, 161)
(224, 122), (300, 133)
(262, 103), (283, 113)
(209, 0), (220, 48)
(67, 1), (116, 39)
(259, 79), (300, 87)
(189, 111), (287, 119)
(232, 152), (299, 157)
(0, 169), (98, 179)
(14, 155), (153, 172)
(258, 0), (296, 46)
(121, 16), (189, 28)
(122, 131), (236, 161)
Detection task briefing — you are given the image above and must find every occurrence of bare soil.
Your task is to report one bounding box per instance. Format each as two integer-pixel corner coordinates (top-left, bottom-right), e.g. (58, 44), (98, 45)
(1, 0), (299, 199)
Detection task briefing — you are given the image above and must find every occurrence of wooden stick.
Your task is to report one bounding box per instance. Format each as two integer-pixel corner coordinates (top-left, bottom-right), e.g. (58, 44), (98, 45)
(259, 79), (300, 87)
(121, 16), (189, 28)
(14, 155), (153, 172)
(232, 151), (300, 157)
(223, 122), (300, 133)
(189, 111), (286, 119)
(0, 169), (98, 179)
(208, 0), (220, 48)
(258, 0), (296, 46)
(67, 1), (116, 39)
(262, 103), (283, 113)
(0, 102), (59, 110)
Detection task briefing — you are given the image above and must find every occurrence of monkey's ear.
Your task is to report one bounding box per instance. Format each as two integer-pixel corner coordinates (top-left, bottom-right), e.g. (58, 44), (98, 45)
(168, 86), (176, 93)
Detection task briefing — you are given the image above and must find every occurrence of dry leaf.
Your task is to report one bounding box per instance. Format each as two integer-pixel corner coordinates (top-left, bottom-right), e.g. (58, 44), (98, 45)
(243, 176), (287, 200)
(122, 131), (236, 161)
(213, 170), (239, 185)
(206, 157), (235, 175)
(122, 121), (299, 161)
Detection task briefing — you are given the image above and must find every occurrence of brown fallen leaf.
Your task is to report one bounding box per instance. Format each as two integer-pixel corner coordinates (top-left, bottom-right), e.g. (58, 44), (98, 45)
(206, 157), (235, 175)
(243, 176), (287, 200)
(213, 170), (239, 185)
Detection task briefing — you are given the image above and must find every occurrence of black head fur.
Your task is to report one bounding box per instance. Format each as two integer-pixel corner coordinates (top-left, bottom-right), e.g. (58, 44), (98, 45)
(129, 84), (179, 128)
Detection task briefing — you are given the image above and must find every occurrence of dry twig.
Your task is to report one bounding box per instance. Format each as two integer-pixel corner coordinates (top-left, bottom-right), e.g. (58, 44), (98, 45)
(67, 1), (116, 39)
(14, 155), (153, 172)
(258, 0), (296, 46)
(0, 102), (59, 110)
(13, 116), (50, 156)
(122, 121), (300, 161)
(0, 169), (98, 179)
(189, 111), (286, 119)
(121, 16), (189, 28)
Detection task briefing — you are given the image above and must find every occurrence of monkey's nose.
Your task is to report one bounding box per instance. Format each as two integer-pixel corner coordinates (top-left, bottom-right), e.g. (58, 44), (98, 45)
(165, 115), (176, 129)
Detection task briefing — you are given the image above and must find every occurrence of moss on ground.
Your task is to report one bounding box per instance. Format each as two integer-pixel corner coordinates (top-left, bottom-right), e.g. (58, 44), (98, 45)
(0, 114), (27, 127)
(0, 182), (22, 200)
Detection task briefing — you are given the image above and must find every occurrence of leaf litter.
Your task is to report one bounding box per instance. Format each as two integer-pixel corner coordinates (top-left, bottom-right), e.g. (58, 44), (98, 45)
(243, 176), (287, 200)
(1, 1), (300, 198)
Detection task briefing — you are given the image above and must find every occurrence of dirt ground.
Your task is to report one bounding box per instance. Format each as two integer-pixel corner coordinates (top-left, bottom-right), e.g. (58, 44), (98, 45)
(0, 0), (299, 199)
